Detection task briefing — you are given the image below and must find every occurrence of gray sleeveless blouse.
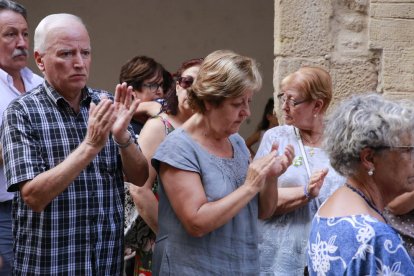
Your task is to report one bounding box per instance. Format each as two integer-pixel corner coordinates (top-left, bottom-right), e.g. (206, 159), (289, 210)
(152, 128), (259, 275)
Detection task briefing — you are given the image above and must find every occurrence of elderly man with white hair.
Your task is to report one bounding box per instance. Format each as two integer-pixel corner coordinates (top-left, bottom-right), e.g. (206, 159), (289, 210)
(1, 13), (148, 275)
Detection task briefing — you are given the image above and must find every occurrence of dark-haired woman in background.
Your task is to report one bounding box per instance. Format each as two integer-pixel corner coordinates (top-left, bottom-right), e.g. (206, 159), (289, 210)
(119, 56), (170, 135)
(245, 98), (279, 157)
(129, 58), (203, 275)
(120, 56), (171, 275)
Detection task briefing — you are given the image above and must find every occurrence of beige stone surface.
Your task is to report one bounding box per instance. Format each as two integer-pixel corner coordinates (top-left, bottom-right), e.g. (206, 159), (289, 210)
(371, 3), (414, 18)
(370, 18), (414, 49)
(274, 0), (414, 115)
(371, 0), (414, 3)
(329, 59), (379, 99)
(369, 0), (414, 98)
(274, 0), (333, 56)
(382, 48), (414, 92)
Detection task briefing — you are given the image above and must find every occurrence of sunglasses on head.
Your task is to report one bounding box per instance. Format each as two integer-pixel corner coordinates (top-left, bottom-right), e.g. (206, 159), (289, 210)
(177, 76), (194, 89)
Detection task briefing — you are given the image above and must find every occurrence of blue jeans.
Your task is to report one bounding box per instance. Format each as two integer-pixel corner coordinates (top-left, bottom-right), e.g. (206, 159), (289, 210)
(0, 200), (13, 276)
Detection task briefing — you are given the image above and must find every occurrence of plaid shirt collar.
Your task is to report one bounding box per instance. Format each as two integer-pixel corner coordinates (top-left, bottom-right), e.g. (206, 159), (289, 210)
(43, 80), (92, 108)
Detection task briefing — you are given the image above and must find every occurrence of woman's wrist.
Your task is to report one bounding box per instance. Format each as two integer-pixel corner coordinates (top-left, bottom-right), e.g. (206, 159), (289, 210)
(303, 185), (313, 200)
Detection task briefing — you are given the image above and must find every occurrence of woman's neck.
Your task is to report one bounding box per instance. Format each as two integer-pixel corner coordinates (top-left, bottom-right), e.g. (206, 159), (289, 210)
(186, 114), (218, 138)
(168, 109), (192, 129)
(347, 176), (385, 212)
(185, 114), (233, 157)
(298, 121), (324, 147)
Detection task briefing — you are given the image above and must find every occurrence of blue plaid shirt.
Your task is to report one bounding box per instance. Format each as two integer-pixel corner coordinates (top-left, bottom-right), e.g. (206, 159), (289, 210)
(1, 81), (126, 275)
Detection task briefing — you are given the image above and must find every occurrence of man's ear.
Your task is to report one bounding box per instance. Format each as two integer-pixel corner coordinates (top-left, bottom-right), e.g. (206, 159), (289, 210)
(34, 51), (45, 72)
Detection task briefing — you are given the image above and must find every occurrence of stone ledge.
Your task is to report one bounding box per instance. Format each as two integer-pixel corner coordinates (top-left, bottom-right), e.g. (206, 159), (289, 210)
(369, 18), (414, 49)
(382, 91), (414, 100)
(371, 0), (414, 3)
(371, 3), (414, 19)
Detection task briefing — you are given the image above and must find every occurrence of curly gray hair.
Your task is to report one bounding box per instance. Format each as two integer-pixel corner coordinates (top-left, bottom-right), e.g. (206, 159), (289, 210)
(323, 93), (414, 176)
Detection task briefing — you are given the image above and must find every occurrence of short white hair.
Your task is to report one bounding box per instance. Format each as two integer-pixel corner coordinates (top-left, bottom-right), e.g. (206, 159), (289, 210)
(34, 13), (85, 53)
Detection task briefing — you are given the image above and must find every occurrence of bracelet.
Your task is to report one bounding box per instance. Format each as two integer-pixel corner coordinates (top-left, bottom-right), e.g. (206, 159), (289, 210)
(113, 133), (134, 148)
(304, 185), (313, 200)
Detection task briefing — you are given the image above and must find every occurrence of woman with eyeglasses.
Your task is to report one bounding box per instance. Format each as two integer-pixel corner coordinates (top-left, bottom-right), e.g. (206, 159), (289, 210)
(255, 67), (345, 275)
(119, 55), (170, 136)
(150, 50), (294, 275)
(127, 58), (203, 276)
(307, 94), (414, 274)
(120, 55), (171, 276)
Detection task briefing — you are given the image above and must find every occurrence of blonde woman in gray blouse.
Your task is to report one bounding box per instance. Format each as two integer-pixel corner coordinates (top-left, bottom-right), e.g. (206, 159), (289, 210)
(151, 50), (295, 275)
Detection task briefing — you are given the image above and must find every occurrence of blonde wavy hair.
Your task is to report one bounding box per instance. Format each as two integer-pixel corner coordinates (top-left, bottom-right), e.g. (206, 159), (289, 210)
(187, 50), (262, 113)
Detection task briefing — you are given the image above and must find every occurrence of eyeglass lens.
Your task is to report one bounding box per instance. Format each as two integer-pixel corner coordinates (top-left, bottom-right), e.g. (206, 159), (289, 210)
(396, 146), (414, 160)
(277, 94), (296, 106)
(178, 76), (194, 89)
(374, 146), (414, 160)
(143, 83), (163, 92)
(277, 94), (304, 107)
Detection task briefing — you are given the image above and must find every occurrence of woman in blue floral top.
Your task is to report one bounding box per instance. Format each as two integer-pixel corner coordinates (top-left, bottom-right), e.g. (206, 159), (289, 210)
(307, 93), (414, 275)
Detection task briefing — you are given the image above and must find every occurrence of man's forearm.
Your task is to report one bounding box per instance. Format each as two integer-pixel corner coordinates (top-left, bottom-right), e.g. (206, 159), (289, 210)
(120, 142), (148, 187)
(20, 141), (100, 212)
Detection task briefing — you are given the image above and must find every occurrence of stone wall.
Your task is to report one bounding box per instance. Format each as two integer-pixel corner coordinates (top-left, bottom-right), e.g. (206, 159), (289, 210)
(274, 0), (414, 118)
(370, 0), (414, 98)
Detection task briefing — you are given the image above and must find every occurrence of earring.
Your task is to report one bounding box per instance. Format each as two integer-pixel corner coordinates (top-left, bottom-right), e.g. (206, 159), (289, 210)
(313, 114), (317, 118)
(368, 168), (374, 176)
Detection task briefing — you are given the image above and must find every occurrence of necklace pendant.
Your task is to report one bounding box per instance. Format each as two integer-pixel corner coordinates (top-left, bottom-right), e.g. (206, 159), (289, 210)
(309, 147), (315, 157)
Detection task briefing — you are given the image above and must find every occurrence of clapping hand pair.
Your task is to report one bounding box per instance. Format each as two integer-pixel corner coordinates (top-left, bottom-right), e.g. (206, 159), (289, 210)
(85, 83), (139, 151)
(246, 143), (295, 192)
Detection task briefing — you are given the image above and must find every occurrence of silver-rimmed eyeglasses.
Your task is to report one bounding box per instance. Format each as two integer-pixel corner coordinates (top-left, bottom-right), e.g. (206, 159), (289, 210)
(277, 93), (309, 107)
(372, 146), (414, 160)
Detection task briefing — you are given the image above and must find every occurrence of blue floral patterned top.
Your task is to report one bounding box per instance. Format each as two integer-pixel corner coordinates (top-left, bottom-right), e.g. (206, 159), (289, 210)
(307, 214), (414, 275)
